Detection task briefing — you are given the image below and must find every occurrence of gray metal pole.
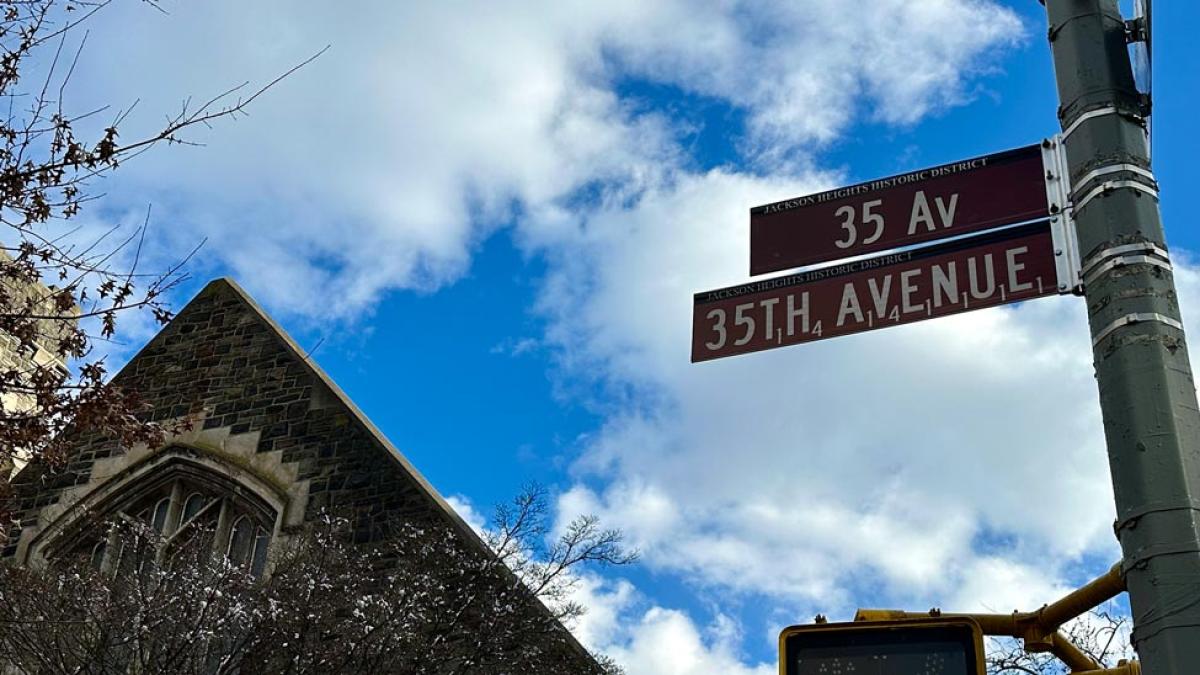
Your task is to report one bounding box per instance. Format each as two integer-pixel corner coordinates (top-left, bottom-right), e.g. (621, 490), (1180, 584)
(1044, 1), (1200, 672)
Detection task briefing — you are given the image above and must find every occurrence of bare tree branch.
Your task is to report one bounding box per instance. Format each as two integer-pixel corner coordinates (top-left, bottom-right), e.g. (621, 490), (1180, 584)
(0, 0), (321, 525)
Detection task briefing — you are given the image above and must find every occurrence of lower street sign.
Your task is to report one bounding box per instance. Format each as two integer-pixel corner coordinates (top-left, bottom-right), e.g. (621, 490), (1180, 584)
(692, 221), (1062, 362)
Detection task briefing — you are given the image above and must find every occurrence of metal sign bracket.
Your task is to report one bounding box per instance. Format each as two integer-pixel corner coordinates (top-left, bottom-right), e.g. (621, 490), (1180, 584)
(1125, 17), (1149, 44)
(1041, 136), (1083, 294)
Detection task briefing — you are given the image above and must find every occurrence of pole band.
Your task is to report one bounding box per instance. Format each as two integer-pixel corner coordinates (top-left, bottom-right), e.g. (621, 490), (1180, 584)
(1075, 180), (1159, 213)
(1116, 500), (1200, 535)
(1073, 163), (1157, 194)
(1082, 255), (1172, 287)
(1124, 544), (1200, 575)
(1092, 313), (1183, 347)
(1081, 242), (1170, 275)
(1062, 105), (1144, 141)
(1128, 573), (1200, 647)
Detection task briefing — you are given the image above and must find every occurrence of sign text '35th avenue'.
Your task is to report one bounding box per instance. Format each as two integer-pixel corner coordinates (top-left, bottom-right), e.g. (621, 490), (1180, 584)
(692, 222), (1059, 362)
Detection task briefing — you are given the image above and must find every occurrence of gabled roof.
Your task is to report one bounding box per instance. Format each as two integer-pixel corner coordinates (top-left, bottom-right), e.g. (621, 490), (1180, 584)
(118, 278), (598, 666)
(163, 277), (485, 548)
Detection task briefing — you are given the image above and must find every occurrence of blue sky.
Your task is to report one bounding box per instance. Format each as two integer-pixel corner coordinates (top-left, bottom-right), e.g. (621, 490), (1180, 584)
(45, 1), (1200, 671)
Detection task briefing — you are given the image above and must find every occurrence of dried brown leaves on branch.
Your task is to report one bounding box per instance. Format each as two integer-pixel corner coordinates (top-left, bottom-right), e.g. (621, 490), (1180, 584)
(0, 0), (323, 517)
(0, 486), (633, 674)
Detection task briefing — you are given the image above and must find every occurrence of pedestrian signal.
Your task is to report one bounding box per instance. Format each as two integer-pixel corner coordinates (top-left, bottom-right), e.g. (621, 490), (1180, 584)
(779, 617), (984, 675)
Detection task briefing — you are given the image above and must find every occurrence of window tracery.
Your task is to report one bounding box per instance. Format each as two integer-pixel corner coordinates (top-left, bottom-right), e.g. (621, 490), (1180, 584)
(50, 454), (281, 578)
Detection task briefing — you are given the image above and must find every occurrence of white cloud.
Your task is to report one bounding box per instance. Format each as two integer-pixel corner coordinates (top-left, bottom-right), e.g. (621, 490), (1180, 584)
(610, 608), (775, 675)
(948, 556), (1072, 614)
(52, 0), (1022, 323)
(601, 0), (1024, 155)
(571, 574), (775, 675)
(444, 494), (488, 535)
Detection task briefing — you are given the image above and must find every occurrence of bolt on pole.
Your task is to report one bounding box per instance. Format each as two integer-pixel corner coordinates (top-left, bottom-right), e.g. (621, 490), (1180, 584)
(1043, 1), (1200, 673)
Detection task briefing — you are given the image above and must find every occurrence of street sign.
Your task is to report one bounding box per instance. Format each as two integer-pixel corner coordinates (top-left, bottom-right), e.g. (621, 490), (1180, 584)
(750, 144), (1049, 275)
(693, 221), (1061, 362)
(779, 618), (985, 675)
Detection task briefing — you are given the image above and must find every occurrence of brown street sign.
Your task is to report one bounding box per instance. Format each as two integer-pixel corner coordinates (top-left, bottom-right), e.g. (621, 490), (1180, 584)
(693, 221), (1060, 362)
(750, 145), (1049, 275)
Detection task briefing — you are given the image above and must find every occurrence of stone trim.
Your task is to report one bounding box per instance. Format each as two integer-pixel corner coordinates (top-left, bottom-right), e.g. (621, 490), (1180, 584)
(199, 279), (485, 554)
(16, 440), (301, 567)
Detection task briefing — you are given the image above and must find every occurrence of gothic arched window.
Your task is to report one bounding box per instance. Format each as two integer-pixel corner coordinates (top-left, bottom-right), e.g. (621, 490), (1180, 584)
(42, 452), (282, 578)
(226, 515), (271, 577)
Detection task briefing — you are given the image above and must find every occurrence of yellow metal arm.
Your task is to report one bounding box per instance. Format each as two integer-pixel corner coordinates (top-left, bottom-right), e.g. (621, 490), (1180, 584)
(855, 563), (1129, 674)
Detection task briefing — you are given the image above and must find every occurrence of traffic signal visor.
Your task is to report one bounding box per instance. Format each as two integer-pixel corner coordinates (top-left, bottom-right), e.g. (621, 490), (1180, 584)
(779, 617), (985, 675)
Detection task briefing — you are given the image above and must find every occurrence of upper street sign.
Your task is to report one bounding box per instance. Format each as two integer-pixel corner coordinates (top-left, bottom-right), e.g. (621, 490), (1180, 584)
(692, 221), (1062, 362)
(750, 144), (1049, 275)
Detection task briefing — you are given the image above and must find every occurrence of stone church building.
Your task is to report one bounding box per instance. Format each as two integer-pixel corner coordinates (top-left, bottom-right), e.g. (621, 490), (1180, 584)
(2, 278), (601, 672)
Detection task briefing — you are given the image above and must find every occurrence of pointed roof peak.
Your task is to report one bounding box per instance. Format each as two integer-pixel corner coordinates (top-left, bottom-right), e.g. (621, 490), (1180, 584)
(152, 277), (483, 550)
(196, 276), (251, 300)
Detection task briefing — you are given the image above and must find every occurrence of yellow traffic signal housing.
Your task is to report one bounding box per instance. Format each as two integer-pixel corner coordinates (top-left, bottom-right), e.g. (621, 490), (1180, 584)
(779, 617), (985, 675)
